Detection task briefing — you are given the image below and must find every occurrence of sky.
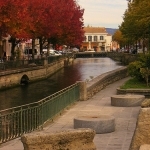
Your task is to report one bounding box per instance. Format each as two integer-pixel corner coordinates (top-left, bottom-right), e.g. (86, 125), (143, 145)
(77, 0), (128, 29)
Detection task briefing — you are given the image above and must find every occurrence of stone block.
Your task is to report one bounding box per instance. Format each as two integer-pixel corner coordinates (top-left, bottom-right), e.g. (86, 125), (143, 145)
(21, 128), (96, 150)
(111, 94), (145, 107)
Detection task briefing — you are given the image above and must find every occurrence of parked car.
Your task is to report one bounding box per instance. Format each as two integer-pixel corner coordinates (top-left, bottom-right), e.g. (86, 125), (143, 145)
(24, 48), (40, 59)
(53, 50), (62, 56)
(61, 49), (72, 54)
(72, 48), (79, 53)
(42, 49), (62, 56)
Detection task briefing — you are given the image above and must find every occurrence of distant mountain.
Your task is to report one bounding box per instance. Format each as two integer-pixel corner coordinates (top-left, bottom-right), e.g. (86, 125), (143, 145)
(106, 28), (118, 35)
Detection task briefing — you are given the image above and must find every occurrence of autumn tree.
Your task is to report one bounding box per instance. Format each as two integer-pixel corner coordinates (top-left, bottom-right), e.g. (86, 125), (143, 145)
(36, 0), (84, 53)
(0, 0), (34, 58)
(0, 0), (84, 58)
(113, 30), (127, 48)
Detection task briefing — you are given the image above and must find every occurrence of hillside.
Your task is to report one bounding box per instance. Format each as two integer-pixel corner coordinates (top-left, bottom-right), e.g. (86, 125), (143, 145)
(106, 28), (118, 35)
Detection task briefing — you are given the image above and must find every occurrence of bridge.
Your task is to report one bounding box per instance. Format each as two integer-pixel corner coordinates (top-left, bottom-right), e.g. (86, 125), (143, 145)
(74, 52), (137, 65)
(75, 52), (107, 58)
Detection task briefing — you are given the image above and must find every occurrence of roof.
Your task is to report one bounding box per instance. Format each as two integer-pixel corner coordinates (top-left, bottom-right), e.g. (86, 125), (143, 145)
(84, 27), (107, 34)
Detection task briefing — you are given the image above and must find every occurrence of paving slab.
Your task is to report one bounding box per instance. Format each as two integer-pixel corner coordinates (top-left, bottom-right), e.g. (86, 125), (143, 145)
(0, 77), (141, 150)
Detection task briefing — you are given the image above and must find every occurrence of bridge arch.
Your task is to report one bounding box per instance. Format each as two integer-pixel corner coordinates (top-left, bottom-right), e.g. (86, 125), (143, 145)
(20, 74), (29, 85)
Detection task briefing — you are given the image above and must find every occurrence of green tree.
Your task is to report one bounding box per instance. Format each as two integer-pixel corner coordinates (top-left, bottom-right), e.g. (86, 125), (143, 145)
(119, 0), (150, 51)
(128, 53), (150, 86)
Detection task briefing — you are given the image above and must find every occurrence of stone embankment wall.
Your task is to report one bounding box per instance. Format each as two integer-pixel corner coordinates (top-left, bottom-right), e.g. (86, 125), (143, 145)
(86, 66), (128, 99)
(0, 58), (74, 90)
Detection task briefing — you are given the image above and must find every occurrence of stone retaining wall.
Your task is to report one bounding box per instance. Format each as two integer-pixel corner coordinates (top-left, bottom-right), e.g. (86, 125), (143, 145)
(86, 66), (128, 99)
(21, 128), (96, 150)
(117, 88), (150, 97)
(129, 108), (150, 150)
(0, 59), (66, 90)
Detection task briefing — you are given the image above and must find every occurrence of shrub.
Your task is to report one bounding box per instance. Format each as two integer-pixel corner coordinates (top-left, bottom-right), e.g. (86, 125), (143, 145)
(127, 61), (144, 80)
(127, 53), (150, 86)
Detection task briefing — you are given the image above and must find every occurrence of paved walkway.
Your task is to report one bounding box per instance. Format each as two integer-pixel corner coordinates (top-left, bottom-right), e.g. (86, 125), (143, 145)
(0, 77), (141, 150)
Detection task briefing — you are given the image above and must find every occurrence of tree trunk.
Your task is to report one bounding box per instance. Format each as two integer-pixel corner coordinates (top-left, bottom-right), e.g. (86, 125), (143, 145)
(11, 38), (16, 59)
(32, 39), (35, 59)
(0, 38), (4, 60)
(39, 37), (43, 54)
(47, 38), (51, 56)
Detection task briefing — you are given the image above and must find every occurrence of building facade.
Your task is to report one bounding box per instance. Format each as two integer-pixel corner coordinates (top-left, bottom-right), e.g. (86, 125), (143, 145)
(80, 26), (112, 52)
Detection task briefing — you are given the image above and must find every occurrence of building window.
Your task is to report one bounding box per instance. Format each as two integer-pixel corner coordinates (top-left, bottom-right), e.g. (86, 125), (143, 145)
(84, 36), (87, 42)
(100, 36), (104, 40)
(94, 36), (97, 42)
(88, 36), (92, 41)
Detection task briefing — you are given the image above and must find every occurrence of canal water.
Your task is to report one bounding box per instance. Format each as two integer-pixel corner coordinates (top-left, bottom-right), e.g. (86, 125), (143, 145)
(0, 58), (122, 110)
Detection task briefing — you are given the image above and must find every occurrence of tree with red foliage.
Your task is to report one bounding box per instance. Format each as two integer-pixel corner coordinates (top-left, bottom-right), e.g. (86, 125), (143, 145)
(0, 0), (84, 58)
(0, 0), (33, 57)
(32, 0), (84, 53)
(43, 0), (84, 48)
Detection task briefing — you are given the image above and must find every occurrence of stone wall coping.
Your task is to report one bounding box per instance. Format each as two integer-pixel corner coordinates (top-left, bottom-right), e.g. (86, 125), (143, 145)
(117, 88), (150, 92)
(0, 66), (44, 76)
(117, 88), (150, 97)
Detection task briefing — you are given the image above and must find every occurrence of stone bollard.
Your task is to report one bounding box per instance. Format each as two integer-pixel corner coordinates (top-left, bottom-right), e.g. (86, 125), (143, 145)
(74, 115), (115, 134)
(21, 128), (96, 150)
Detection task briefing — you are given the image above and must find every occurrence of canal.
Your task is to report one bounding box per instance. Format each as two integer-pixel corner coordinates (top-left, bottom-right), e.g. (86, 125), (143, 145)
(0, 58), (123, 110)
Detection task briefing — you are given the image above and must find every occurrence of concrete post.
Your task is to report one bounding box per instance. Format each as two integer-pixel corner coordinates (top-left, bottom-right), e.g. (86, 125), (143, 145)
(64, 58), (69, 67)
(43, 59), (48, 66)
(77, 81), (87, 101)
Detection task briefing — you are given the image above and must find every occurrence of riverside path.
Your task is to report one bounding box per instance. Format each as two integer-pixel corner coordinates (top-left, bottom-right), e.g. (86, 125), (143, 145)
(0, 76), (140, 150)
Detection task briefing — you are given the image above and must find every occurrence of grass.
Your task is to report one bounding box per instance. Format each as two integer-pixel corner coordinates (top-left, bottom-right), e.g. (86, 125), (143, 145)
(120, 77), (150, 89)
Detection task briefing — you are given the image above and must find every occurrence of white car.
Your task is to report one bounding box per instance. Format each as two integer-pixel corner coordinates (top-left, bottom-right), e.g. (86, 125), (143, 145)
(72, 48), (79, 53)
(42, 49), (62, 56)
(53, 50), (62, 55)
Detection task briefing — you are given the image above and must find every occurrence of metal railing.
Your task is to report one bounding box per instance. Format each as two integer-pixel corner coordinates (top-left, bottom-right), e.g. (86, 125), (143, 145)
(0, 59), (45, 71)
(0, 55), (67, 71)
(0, 83), (80, 143)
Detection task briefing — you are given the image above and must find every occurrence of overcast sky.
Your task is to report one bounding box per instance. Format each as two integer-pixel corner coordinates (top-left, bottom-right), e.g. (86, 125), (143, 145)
(77, 0), (128, 29)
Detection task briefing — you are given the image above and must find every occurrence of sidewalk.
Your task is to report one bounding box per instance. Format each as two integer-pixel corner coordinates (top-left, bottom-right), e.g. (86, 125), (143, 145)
(0, 77), (140, 150)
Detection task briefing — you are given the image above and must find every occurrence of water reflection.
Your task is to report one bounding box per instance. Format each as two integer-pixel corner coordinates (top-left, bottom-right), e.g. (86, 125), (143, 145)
(0, 58), (122, 110)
